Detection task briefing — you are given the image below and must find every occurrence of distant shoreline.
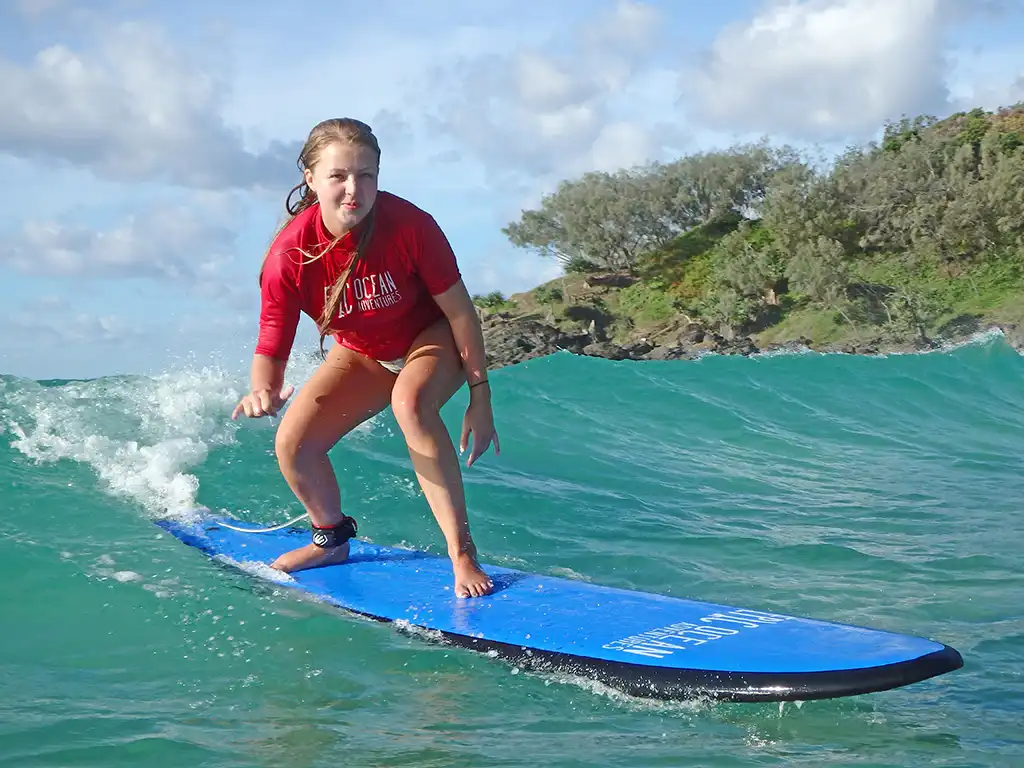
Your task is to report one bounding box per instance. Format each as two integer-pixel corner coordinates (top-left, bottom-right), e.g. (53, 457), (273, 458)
(479, 307), (1024, 370)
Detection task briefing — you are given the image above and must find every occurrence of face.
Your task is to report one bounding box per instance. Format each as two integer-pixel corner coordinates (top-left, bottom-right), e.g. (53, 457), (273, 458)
(305, 141), (379, 235)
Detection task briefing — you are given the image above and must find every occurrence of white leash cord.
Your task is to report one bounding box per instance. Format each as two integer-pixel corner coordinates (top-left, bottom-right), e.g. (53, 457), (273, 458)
(216, 511), (311, 534)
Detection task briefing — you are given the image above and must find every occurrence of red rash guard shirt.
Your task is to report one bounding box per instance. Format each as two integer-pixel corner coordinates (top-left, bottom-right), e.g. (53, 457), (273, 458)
(255, 191), (462, 362)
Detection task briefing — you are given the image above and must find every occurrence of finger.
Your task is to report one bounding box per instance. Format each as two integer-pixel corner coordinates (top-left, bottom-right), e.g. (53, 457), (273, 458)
(466, 435), (490, 468)
(231, 401), (243, 421)
(258, 391), (275, 417)
(272, 382), (292, 409)
(460, 418), (470, 454)
(492, 430), (501, 456)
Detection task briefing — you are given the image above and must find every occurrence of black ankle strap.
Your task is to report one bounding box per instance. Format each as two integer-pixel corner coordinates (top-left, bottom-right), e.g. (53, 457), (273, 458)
(311, 516), (357, 548)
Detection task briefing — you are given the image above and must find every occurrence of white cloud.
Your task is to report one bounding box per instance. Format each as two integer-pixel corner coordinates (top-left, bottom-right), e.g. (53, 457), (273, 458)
(8, 295), (147, 346)
(426, 1), (684, 187)
(581, 0), (661, 56)
(0, 21), (296, 189)
(2, 194), (239, 286)
(684, 0), (953, 140)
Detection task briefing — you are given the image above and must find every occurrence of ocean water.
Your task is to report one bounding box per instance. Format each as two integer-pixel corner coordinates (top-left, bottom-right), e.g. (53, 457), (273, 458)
(1, 334), (1022, 767)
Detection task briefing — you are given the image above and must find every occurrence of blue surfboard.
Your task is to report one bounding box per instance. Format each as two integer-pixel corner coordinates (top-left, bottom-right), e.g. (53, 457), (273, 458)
(157, 515), (963, 702)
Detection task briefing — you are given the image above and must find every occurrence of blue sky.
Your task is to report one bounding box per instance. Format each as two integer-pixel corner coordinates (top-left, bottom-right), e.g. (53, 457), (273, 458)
(2, 0), (1023, 380)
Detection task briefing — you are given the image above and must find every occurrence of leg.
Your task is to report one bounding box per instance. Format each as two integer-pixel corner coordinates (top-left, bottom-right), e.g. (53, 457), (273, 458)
(270, 342), (396, 572)
(390, 318), (493, 598)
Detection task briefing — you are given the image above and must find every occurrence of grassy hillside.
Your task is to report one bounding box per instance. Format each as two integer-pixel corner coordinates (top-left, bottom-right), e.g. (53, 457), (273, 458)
(479, 104), (1024, 352)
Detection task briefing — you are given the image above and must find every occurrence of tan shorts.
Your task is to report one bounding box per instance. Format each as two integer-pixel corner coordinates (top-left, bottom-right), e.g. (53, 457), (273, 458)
(378, 357), (406, 375)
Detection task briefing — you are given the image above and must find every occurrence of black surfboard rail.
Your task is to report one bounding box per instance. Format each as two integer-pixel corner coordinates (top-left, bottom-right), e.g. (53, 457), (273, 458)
(409, 630), (964, 703)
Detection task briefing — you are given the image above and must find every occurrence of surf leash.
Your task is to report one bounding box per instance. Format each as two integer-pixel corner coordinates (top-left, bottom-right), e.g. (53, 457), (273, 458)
(216, 511), (311, 534)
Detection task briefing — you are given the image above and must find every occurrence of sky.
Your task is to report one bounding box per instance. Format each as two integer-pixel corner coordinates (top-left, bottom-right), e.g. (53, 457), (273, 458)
(1, 0), (1023, 380)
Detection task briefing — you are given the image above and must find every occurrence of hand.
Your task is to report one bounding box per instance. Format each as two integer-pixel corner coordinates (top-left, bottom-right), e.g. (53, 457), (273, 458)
(231, 385), (295, 420)
(460, 398), (500, 468)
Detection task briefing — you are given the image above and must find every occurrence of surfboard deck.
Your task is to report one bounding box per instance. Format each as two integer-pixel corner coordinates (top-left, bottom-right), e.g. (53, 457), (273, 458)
(157, 515), (963, 703)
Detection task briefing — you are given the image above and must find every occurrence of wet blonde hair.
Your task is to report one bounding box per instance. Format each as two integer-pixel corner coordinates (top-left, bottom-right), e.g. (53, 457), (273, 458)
(259, 118), (381, 357)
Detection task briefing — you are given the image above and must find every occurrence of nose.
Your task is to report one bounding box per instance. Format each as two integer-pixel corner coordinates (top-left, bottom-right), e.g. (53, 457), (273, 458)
(343, 174), (358, 198)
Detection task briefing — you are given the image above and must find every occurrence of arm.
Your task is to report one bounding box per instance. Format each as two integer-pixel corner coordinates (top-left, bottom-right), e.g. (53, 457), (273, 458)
(433, 279), (498, 466)
(233, 353), (294, 419)
(432, 279), (489, 395)
(251, 353), (287, 393)
(234, 251), (300, 420)
(412, 211), (492, 415)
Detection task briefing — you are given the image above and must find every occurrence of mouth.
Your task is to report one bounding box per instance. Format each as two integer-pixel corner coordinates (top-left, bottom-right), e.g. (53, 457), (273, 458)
(341, 202), (360, 210)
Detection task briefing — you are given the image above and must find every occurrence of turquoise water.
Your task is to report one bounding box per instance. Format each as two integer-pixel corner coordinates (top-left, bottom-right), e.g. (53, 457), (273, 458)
(1, 335), (1022, 767)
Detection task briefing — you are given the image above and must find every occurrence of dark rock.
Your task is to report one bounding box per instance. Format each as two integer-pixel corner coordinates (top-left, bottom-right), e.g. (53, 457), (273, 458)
(564, 304), (613, 341)
(678, 322), (705, 345)
(717, 337), (759, 356)
(936, 313), (982, 340)
(817, 338), (883, 355)
(624, 340), (655, 359)
(697, 332), (726, 352)
(582, 341), (631, 360)
(480, 304), (1012, 369)
(643, 345), (677, 361)
(642, 345), (700, 361)
(583, 272), (640, 289)
(761, 338), (812, 354)
(995, 322), (1024, 352)
(481, 315), (588, 368)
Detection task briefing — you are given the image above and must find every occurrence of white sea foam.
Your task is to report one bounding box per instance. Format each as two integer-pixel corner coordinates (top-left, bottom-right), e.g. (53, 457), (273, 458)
(3, 358), (388, 522)
(549, 567), (592, 582)
(7, 367), (240, 518)
(394, 619), (446, 644)
(524, 668), (713, 716)
(216, 554), (296, 585)
(750, 344), (815, 359)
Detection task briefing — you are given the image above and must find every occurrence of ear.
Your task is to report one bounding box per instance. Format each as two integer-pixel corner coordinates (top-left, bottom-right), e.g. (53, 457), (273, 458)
(303, 167), (315, 189)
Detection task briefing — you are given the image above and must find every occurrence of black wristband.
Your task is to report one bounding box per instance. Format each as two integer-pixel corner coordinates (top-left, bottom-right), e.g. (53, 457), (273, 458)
(469, 379), (489, 389)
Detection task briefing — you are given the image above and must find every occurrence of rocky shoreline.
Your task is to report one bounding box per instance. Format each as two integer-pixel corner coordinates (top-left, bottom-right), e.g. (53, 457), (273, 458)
(479, 310), (1024, 370)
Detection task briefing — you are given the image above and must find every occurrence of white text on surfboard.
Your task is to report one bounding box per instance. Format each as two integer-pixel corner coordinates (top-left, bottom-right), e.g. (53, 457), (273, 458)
(602, 609), (792, 658)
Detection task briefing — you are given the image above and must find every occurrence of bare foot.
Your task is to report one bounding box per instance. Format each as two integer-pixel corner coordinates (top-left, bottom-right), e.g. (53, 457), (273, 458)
(452, 552), (493, 598)
(270, 541), (350, 573)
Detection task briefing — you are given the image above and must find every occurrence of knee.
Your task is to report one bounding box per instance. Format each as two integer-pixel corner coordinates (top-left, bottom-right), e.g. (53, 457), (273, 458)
(391, 383), (439, 432)
(275, 426), (311, 472)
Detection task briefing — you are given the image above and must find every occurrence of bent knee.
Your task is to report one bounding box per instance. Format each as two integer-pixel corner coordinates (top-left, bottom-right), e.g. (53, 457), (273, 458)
(390, 383), (441, 429)
(274, 427), (321, 470)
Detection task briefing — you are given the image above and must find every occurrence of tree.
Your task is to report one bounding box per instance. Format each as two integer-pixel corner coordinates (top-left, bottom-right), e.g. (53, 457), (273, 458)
(504, 142), (804, 274)
(879, 282), (942, 343)
(787, 236), (853, 324)
(644, 141), (803, 231)
(503, 170), (677, 271)
(711, 223), (787, 306)
(700, 287), (758, 331)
